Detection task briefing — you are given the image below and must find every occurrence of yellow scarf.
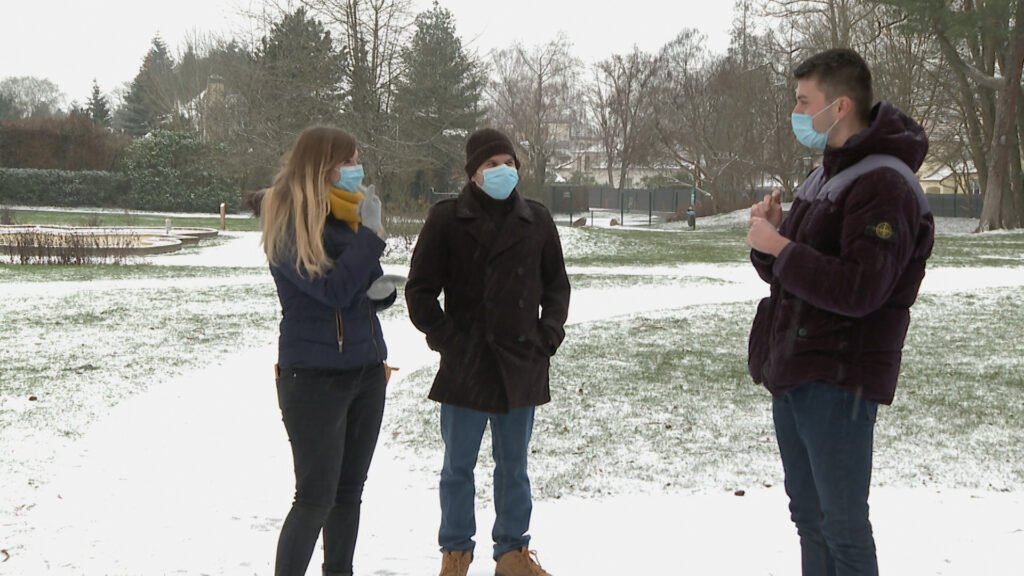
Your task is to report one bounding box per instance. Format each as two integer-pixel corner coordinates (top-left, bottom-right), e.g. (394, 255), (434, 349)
(328, 186), (365, 231)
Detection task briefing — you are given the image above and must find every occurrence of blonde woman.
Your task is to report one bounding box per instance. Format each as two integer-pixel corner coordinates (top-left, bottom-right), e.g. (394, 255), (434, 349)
(260, 125), (394, 576)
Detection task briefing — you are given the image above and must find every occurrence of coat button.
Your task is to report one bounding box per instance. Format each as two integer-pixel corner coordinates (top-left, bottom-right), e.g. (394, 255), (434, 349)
(797, 328), (807, 337)
(517, 267), (524, 276)
(486, 333), (495, 343)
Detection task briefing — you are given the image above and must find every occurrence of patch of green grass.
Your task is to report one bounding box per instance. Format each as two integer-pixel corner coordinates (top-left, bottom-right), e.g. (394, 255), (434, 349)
(387, 285), (1024, 499)
(0, 281), (280, 435)
(0, 263), (264, 283)
(560, 226), (749, 267)
(562, 220), (1024, 269)
(930, 233), (1024, 267)
(387, 301), (776, 499)
(8, 208), (260, 232)
(887, 289), (1024, 488)
(566, 274), (730, 290)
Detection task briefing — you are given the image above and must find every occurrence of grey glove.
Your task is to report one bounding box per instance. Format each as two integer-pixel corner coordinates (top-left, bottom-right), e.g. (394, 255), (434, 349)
(367, 274), (406, 300)
(358, 184), (383, 235)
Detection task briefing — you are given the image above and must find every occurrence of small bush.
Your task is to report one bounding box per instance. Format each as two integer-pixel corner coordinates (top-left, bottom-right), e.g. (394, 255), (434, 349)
(0, 229), (136, 265)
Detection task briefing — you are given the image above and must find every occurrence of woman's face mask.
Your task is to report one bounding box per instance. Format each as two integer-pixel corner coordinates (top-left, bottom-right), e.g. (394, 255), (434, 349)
(333, 164), (364, 192)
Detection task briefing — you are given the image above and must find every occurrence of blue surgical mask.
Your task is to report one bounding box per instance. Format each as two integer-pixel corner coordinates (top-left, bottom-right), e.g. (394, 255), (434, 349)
(480, 165), (518, 200)
(333, 164), (364, 192)
(791, 100), (840, 150)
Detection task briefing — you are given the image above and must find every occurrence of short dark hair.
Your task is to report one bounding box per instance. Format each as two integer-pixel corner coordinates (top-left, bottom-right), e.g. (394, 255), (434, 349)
(793, 48), (873, 124)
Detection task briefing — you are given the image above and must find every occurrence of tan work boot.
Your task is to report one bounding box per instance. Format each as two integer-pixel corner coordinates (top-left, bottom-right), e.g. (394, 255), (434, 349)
(439, 550), (472, 576)
(494, 547), (551, 576)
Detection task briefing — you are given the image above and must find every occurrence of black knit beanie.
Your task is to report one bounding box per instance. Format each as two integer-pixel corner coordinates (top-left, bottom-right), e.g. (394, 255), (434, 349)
(464, 128), (520, 177)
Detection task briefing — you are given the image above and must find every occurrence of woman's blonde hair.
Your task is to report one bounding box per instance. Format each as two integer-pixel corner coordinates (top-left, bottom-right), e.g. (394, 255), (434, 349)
(261, 126), (357, 278)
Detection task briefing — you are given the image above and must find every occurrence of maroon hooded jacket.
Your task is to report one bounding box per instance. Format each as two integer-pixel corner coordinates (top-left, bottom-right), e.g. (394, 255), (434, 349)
(748, 102), (935, 404)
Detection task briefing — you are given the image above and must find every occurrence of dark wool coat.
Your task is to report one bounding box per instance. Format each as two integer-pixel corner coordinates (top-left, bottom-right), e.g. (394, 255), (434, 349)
(271, 216), (392, 371)
(748, 101), (935, 405)
(405, 184), (571, 413)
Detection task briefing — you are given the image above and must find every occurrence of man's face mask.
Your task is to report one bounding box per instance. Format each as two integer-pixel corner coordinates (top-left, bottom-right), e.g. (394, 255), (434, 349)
(791, 99), (840, 150)
(480, 165), (518, 200)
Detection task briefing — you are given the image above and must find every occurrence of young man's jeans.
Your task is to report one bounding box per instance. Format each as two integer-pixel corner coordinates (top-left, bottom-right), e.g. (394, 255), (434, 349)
(773, 381), (880, 576)
(275, 363), (387, 576)
(438, 403), (535, 560)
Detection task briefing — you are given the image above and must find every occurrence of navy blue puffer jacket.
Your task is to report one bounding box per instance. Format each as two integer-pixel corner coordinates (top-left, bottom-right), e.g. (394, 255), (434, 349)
(270, 216), (393, 371)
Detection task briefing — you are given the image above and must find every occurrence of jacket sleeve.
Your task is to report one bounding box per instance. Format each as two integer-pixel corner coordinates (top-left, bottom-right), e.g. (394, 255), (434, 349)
(371, 288), (398, 312)
(538, 209), (571, 355)
(405, 204), (454, 350)
(750, 249), (776, 284)
(272, 226), (386, 310)
(771, 170), (922, 318)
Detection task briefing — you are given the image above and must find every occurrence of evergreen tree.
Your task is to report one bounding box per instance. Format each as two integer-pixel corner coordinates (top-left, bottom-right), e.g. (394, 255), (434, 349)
(86, 79), (111, 127)
(393, 1), (484, 198)
(253, 8), (345, 140)
(115, 36), (178, 136)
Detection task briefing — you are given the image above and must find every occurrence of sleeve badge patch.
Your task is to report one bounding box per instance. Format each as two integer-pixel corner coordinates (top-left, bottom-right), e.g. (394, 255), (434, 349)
(866, 221), (895, 240)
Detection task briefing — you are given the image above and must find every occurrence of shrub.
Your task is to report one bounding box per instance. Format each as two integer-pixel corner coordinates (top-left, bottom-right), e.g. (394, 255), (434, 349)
(122, 130), (237, 213)
(0, 229), (136, 265)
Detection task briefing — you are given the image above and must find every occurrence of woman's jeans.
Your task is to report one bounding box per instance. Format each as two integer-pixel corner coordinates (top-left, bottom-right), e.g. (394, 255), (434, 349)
(438, 403), (535, 560)
(275, 363), (387, 576)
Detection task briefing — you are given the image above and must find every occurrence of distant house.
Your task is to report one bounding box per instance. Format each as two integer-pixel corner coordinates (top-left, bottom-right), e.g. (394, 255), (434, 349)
(180, 75), (231, 142)
(918, 161), (979, 195)
(552, 142), (680, 188)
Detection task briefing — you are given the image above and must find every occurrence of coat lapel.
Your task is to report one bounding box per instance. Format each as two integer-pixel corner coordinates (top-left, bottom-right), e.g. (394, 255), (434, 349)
(488, 190), (534, 261)
(455, 184), (493, 250)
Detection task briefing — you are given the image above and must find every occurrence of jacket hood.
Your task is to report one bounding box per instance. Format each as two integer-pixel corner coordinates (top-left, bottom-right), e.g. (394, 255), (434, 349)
(825, 101), (929, 175)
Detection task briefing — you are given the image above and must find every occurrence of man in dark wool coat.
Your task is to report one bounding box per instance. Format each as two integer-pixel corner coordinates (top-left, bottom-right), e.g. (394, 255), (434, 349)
(747, 48), (935, 576)
(405, 127), (570, 576)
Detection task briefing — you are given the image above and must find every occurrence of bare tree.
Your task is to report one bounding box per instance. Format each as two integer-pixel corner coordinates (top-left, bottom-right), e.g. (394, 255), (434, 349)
(0, 76), (66, 119)
(486, 34), (582, 196)
(591, 47), (661, 190)
(760, 0), (886, 50)
(874, 0), (1024, 230)
(298, 0), (415, 192)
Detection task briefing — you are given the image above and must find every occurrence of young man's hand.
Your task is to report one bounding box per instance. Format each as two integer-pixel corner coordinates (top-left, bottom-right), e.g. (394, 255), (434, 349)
(750, 188), (784, 228)
(747, 216), (791, 256)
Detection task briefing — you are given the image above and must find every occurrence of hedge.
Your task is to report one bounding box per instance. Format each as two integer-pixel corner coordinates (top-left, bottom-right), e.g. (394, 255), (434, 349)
(0, 168), (130, 208)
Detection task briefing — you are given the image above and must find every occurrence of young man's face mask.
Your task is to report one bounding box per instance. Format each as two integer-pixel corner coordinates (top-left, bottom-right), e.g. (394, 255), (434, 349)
(791, 99), (840, 150)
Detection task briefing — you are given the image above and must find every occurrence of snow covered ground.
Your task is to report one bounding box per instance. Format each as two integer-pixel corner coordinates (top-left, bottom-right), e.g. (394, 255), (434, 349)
(2, 214), (1023, 575)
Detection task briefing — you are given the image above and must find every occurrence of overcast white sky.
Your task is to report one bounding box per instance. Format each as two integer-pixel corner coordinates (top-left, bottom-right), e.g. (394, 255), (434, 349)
(0, 0), (735, 105)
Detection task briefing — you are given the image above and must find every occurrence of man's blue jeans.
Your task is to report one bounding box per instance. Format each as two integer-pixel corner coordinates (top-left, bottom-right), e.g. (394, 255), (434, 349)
(773, 382), (879, 576)
(438, 403), (535, 560)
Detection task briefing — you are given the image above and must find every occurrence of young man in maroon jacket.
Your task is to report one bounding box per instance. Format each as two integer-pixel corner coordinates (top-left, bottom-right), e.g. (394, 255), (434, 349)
(746, 49), (935, 576)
